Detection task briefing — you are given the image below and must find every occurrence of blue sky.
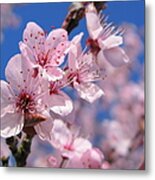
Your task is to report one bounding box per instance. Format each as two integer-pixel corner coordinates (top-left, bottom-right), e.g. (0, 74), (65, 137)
(1, 1), (144, 80)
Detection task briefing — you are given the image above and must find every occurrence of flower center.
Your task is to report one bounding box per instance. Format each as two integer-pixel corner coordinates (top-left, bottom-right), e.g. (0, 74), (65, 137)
(86, 38), (100, 55)
(16, 92), (35, 113)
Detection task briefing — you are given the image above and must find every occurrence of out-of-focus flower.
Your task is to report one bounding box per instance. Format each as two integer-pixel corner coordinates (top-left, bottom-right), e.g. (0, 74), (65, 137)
(66, 148), (104, 169)
(49, 119), (92, 159)
(0, 4), (20, 42)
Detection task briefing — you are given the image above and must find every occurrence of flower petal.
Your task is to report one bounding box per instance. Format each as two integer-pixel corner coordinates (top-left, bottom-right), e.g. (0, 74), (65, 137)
(45, 29), (69, 66)
(46, 91), (73, 116)
(99, 35), (123, 49)
(45, 28), (68, 51)
(43, 66), (64, 81)
(50, 119), (72, 149)
(5, 54), (24, 91)
(23, 22), (45, 56)
(34, 112), (53, 141)
(86, 11), (103, 40)
(104, 47), (130, 67)
(73, 138), (92, 157)
(74, 82), (104, 103)
(1, 112), (24, 138)
(1, 80), (15, 117)
(19, 41), (37, 65)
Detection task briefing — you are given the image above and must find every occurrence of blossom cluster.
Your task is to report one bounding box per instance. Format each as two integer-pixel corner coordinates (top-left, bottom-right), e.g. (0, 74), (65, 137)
(0, 3), (144, 169)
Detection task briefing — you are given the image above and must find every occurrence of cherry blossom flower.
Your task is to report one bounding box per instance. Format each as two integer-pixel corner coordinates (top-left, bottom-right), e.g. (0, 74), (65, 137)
(80, 148), (104, 169)
(66, 33), (104, 103)
(40, 79), (73, 117)
(85, 3), (129, 67)
(19, 22), (69, 81)
(49, 119), (92, 159)
(0, 54), (52, 138)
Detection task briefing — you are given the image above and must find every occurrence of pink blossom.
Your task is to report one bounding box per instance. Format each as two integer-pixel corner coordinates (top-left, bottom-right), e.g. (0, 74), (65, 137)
(85, 3), (129, 67)
(80, 148), (104, 169)
(40, 79), (73, 117)
(66, 148), (104, 169)
(66, 33), (104, 103)
(101, 121), (132, 156)
(19, 22), (69, 81)
(0, 54), (52, 138)
(49, 119), (92, 159)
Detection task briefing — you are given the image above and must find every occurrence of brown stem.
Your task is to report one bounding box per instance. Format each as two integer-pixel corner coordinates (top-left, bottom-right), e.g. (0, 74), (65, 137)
(59, 156), (68, 168)
(62, 2), (106, 34)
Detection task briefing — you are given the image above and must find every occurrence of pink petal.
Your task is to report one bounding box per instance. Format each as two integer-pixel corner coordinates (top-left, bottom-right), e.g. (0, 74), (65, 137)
(73, 138), (92, 155)
(68, 33), (83, 71)
(19, 41), (36, 65)
(98, 35), (123, 49)
(49, 41), (69, 66)
(46, 91), (73, 116)
(1, 80), (15, 117)
(45, 28), (68, 50)
(68, 45), (78, 71)
(43, 66), (64, 81)
(45, 29), (69, 66)
(34, 114), (53, 141)
(97, 50), (116, 74)
(103, 47), (130, 67)
(0, 112), (24, 138)
(5, 54), (24, 92)
(74, 82), (104, 103)
(50, 119), (72, 149)
(86, 10), (103, 40)
(81, 148), (104, 169)
(23, 22), (45, 56)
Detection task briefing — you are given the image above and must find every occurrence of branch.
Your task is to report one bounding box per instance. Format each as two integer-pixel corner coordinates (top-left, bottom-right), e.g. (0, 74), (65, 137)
(6, 133), (34, 167)
(62, 2), (106, 34)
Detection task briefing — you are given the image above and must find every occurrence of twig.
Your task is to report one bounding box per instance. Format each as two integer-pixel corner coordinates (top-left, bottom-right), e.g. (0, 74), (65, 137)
(6, 133), (34, 167)
(62, 2), (106, 34)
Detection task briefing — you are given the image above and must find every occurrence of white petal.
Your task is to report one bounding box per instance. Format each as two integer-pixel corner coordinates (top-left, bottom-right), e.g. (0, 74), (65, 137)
(73, 138), (92, 156)
(1, 112), (24, 138)
(99, 35), (123, 49)
(34, 114), (53, 141)
(43, 66), (64, 81)
(1, 80), (15, 117)
(50, 119), (72, 149)
(104, 47), (130, 67)
(23, 22), (45, 56)
(5, 54), (24, 91)
(45, 28), (68, 51)
(86, 11), (103, 40)
(74, 82), (104, 103)
(48, 91), (73, 116)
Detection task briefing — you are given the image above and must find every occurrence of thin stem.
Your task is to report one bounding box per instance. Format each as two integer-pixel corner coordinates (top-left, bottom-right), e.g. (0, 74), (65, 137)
(1, 157), (9, 167)
(6, 133), (34, 167)
(59, 156), (68, 168)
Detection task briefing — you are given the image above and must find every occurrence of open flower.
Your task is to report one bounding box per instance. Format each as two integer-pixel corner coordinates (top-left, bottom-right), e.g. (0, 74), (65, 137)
(85, 3), (129, 67)
(67, 148), (104, 169)
(66, 33), (104, 103)
(19, 22), (69, 81)
(0, 54), (53, 138)
(49, 119), (92, 159)
(41, 79), (73, 116)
